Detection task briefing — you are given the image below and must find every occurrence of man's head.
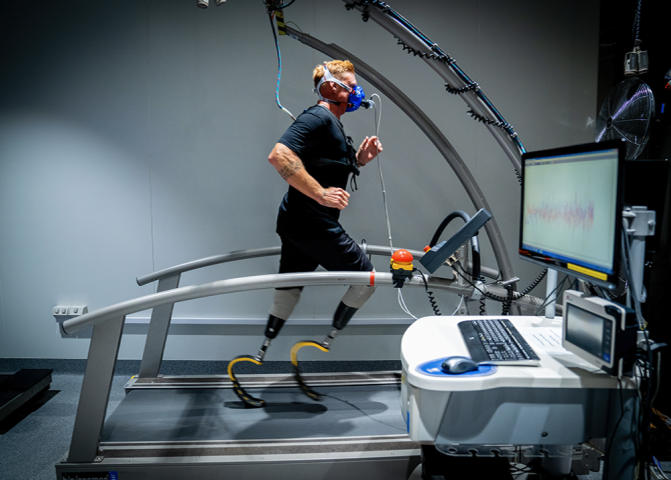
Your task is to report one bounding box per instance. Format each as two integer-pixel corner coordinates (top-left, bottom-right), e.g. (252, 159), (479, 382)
(312, 60), (356, 95)
(313, 60), (355, 90)
(313, 60), (358, 114)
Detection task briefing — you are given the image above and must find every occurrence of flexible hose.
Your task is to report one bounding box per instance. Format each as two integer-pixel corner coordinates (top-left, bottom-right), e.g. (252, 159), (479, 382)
(268, 11), (295, 120)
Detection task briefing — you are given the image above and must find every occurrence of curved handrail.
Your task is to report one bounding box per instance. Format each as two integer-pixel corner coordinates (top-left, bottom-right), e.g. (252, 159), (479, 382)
(137, 245), (418, 285)
(137, 247), (283, 286)
(70, 272), (455, 334)
(137, 244), (499, 286)
(64, 270), (541, 335)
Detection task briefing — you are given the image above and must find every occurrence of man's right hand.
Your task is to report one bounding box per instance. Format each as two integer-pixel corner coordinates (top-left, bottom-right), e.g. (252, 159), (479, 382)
(321, 187), (350, 210)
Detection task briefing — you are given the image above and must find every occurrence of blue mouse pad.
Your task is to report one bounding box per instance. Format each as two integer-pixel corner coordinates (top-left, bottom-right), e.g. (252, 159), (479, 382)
(416, 358), (497, 377)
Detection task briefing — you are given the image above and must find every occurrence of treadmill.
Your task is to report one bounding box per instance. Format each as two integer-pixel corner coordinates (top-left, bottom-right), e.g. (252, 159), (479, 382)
(55, 248), (425, 480)
(57, 371), (418, 479)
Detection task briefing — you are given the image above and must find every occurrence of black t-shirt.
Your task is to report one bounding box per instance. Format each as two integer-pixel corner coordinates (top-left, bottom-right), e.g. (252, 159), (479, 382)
(276, 105), (357, 238)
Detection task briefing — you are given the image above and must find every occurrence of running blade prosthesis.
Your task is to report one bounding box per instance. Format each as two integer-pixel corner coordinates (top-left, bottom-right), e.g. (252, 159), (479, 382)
(290, 340), (330, 401)
(227, 355), (266, 408)
(227, 342), (330, 406)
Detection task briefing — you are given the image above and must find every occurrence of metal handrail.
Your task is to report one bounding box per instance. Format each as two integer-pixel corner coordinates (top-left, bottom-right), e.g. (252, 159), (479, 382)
(137, 245), (423, 286)
(137, 245), (498, 286)
(65, 270), (546, 336)
(66, 271), (463, 335)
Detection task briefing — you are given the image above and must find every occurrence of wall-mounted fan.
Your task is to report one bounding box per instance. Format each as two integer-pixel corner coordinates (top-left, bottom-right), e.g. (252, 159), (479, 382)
(595, 77), (655, 160)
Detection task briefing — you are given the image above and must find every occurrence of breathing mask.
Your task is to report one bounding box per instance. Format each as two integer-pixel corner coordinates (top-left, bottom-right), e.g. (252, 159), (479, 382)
(314, 65), (368, 112)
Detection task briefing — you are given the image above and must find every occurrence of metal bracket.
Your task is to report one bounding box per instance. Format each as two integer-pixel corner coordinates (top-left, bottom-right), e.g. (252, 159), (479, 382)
(623, 206), (656, 237)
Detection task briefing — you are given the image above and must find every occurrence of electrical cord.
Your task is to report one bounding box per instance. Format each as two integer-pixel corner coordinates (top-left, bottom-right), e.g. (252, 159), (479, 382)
(467, 109), (514, 130)
(532, 275), (573, 316)
(617, 216), (665, 478)
(416, 269), (442, 316)
(451, 261), (551, 315)
(445, 81), (479, 95)
(367, 94), (437, 318)
(633, 0), (642, 47)
(267, 10), (295, 120)
(501, 283), (514, 315)
(479, 296), (486, 315)
(605, 377), (630, 478)
(369, 93), (394, 254)
(450, 295), (465, 316)
(397, 289), (418, 320)
(323, 393), (406, 431)
(453, 260), (547, 305)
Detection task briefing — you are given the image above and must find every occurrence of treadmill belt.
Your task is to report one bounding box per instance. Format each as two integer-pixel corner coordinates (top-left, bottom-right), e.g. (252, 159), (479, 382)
(102, 384), (406, 443)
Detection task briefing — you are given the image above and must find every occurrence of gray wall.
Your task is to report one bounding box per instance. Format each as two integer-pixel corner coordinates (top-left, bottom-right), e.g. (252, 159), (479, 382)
(0, 0), (599, 361)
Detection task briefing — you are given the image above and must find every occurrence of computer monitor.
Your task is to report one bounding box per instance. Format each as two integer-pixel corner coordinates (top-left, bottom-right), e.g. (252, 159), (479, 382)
(519, 141), (624, 290)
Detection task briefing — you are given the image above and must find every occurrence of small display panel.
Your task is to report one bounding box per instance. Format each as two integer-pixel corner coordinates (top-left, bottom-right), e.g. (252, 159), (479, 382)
(564, 302), (611, 362)
(562, 289), (636, 377)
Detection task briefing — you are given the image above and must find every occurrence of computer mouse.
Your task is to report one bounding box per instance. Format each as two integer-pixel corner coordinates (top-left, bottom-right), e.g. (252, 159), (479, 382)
(441, 356), (479, 374)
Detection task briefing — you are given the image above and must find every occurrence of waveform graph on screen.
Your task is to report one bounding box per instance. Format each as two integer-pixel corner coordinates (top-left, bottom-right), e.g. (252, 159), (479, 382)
(525, 193), (596, 246)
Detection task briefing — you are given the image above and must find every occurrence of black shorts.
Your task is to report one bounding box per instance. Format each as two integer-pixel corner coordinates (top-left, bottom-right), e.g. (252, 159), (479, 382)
(277, 231), (374, 290)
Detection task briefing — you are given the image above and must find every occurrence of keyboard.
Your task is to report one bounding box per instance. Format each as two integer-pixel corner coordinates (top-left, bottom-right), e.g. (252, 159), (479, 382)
(458, 319), (541, 366)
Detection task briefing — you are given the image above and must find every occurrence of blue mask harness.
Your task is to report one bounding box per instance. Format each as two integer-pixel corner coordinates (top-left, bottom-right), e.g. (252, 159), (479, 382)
(314, 66), (367, 112)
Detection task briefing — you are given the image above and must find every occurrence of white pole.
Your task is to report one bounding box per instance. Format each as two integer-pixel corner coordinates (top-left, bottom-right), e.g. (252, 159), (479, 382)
(545, 268), (558, 319)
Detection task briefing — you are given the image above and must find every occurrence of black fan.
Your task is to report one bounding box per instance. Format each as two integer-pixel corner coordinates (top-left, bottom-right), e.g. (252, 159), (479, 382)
(595, 77), (655, 160)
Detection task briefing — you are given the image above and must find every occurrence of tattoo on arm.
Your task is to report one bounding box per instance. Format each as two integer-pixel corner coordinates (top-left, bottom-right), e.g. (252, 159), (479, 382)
(278, 158), (303, 180)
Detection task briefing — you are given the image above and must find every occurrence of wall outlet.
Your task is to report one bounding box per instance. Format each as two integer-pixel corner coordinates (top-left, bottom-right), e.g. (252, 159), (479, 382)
(66, 306), (88, 316)
(53, 305), (88, 319)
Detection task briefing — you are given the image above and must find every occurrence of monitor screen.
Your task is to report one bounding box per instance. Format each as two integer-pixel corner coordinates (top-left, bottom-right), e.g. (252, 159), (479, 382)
(564, 302), (609, 361)
(519, 141), (623, 289)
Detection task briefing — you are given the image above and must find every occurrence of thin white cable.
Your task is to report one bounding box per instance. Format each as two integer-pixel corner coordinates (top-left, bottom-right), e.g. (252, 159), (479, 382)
(370, 94), (412, 319)
(370, 94), (428, 321)
(450, 295), (465, 316)
(398, 290), (418, 320)
(370, 94), (394, 254)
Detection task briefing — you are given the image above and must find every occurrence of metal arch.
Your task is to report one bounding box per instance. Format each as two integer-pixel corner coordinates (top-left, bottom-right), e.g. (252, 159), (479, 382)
(342, 0), (525, 173)
(284, 26), (515, 281)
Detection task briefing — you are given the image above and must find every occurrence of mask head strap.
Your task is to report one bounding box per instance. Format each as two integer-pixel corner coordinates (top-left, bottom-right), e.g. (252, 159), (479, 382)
(314, 65), (352, 104)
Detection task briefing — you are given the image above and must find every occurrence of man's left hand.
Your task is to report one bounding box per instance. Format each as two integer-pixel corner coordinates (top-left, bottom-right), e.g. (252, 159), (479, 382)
(356, 136), (383, 166)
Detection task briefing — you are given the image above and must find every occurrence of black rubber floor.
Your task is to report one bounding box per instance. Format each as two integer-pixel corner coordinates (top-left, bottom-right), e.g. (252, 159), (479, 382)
(101, 384), (407, 443)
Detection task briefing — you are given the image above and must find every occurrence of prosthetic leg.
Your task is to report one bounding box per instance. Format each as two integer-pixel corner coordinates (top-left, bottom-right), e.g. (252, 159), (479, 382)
(227, 314), (285, 407)
(290, 301), (358, 401)
(228, 288), (299, 408)
(228, 284), (375, 407)
(291, 284), (376, 401)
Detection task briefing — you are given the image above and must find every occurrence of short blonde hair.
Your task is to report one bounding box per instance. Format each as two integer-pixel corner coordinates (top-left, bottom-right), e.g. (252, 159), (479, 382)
(313, 60), (355, 88)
